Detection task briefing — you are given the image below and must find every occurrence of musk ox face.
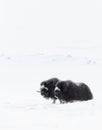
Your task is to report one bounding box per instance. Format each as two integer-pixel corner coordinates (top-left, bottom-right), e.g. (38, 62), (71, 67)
(40, 78), (59, 102)
(54, 80), (93, 103)
(55, 80), (73, 97)
(54, 87), (61, 99)
(40, 87), (49, 98)
(54, 81), (65, 98)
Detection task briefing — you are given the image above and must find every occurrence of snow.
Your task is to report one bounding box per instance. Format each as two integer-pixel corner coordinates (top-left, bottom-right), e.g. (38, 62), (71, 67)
(0, 0), (102, 130)
(0, 51), (102, 130)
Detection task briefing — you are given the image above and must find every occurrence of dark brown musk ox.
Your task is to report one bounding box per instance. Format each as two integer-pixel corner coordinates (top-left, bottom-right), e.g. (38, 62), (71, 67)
(54, 80), (93, 103)
(39, 78), (59, 103)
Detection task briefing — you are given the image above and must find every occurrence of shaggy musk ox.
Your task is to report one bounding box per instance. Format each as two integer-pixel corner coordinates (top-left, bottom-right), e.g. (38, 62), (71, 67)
(54, 80), (93, 103)
(40, 78), (59, 103)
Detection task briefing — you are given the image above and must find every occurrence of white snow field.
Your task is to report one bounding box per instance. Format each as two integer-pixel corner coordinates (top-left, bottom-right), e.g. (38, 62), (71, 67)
(0, 46), (102, 130)
(0, 0), (102, 130)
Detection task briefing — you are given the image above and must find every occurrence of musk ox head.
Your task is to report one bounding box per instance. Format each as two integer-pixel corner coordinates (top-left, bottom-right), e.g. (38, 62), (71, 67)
(40, 78), (59, 103)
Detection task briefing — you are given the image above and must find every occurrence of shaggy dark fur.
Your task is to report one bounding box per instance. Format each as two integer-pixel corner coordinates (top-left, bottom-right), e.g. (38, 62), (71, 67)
(54, 80), (93, 103)
(40, 78), (59, 103)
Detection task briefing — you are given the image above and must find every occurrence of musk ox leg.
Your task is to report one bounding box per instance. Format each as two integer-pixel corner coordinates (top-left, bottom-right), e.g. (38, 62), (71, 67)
(52, 99), (56, 104)
(60, 100), (66, 104)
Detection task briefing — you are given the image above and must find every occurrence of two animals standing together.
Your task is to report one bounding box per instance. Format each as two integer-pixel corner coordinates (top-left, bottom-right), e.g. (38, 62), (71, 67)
(38, 78), (93, 103)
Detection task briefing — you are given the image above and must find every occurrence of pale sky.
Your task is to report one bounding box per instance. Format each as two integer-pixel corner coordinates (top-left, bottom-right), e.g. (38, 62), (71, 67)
(0, 0), (102, 54)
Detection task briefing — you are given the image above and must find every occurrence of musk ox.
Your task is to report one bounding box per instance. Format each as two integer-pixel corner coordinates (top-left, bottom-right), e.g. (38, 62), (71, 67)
(54, 80), (93, 103)
(39, 78), (59, 103)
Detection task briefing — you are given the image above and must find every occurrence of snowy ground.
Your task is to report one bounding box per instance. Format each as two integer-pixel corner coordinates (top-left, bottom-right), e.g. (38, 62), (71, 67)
(1, 0), (102, 129)
(0, 45), (102, 130)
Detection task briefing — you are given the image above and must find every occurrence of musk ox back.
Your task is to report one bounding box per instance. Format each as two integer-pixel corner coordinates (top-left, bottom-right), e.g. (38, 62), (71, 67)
(54, 80), (93, 103)
(40, 78), (59, 103)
